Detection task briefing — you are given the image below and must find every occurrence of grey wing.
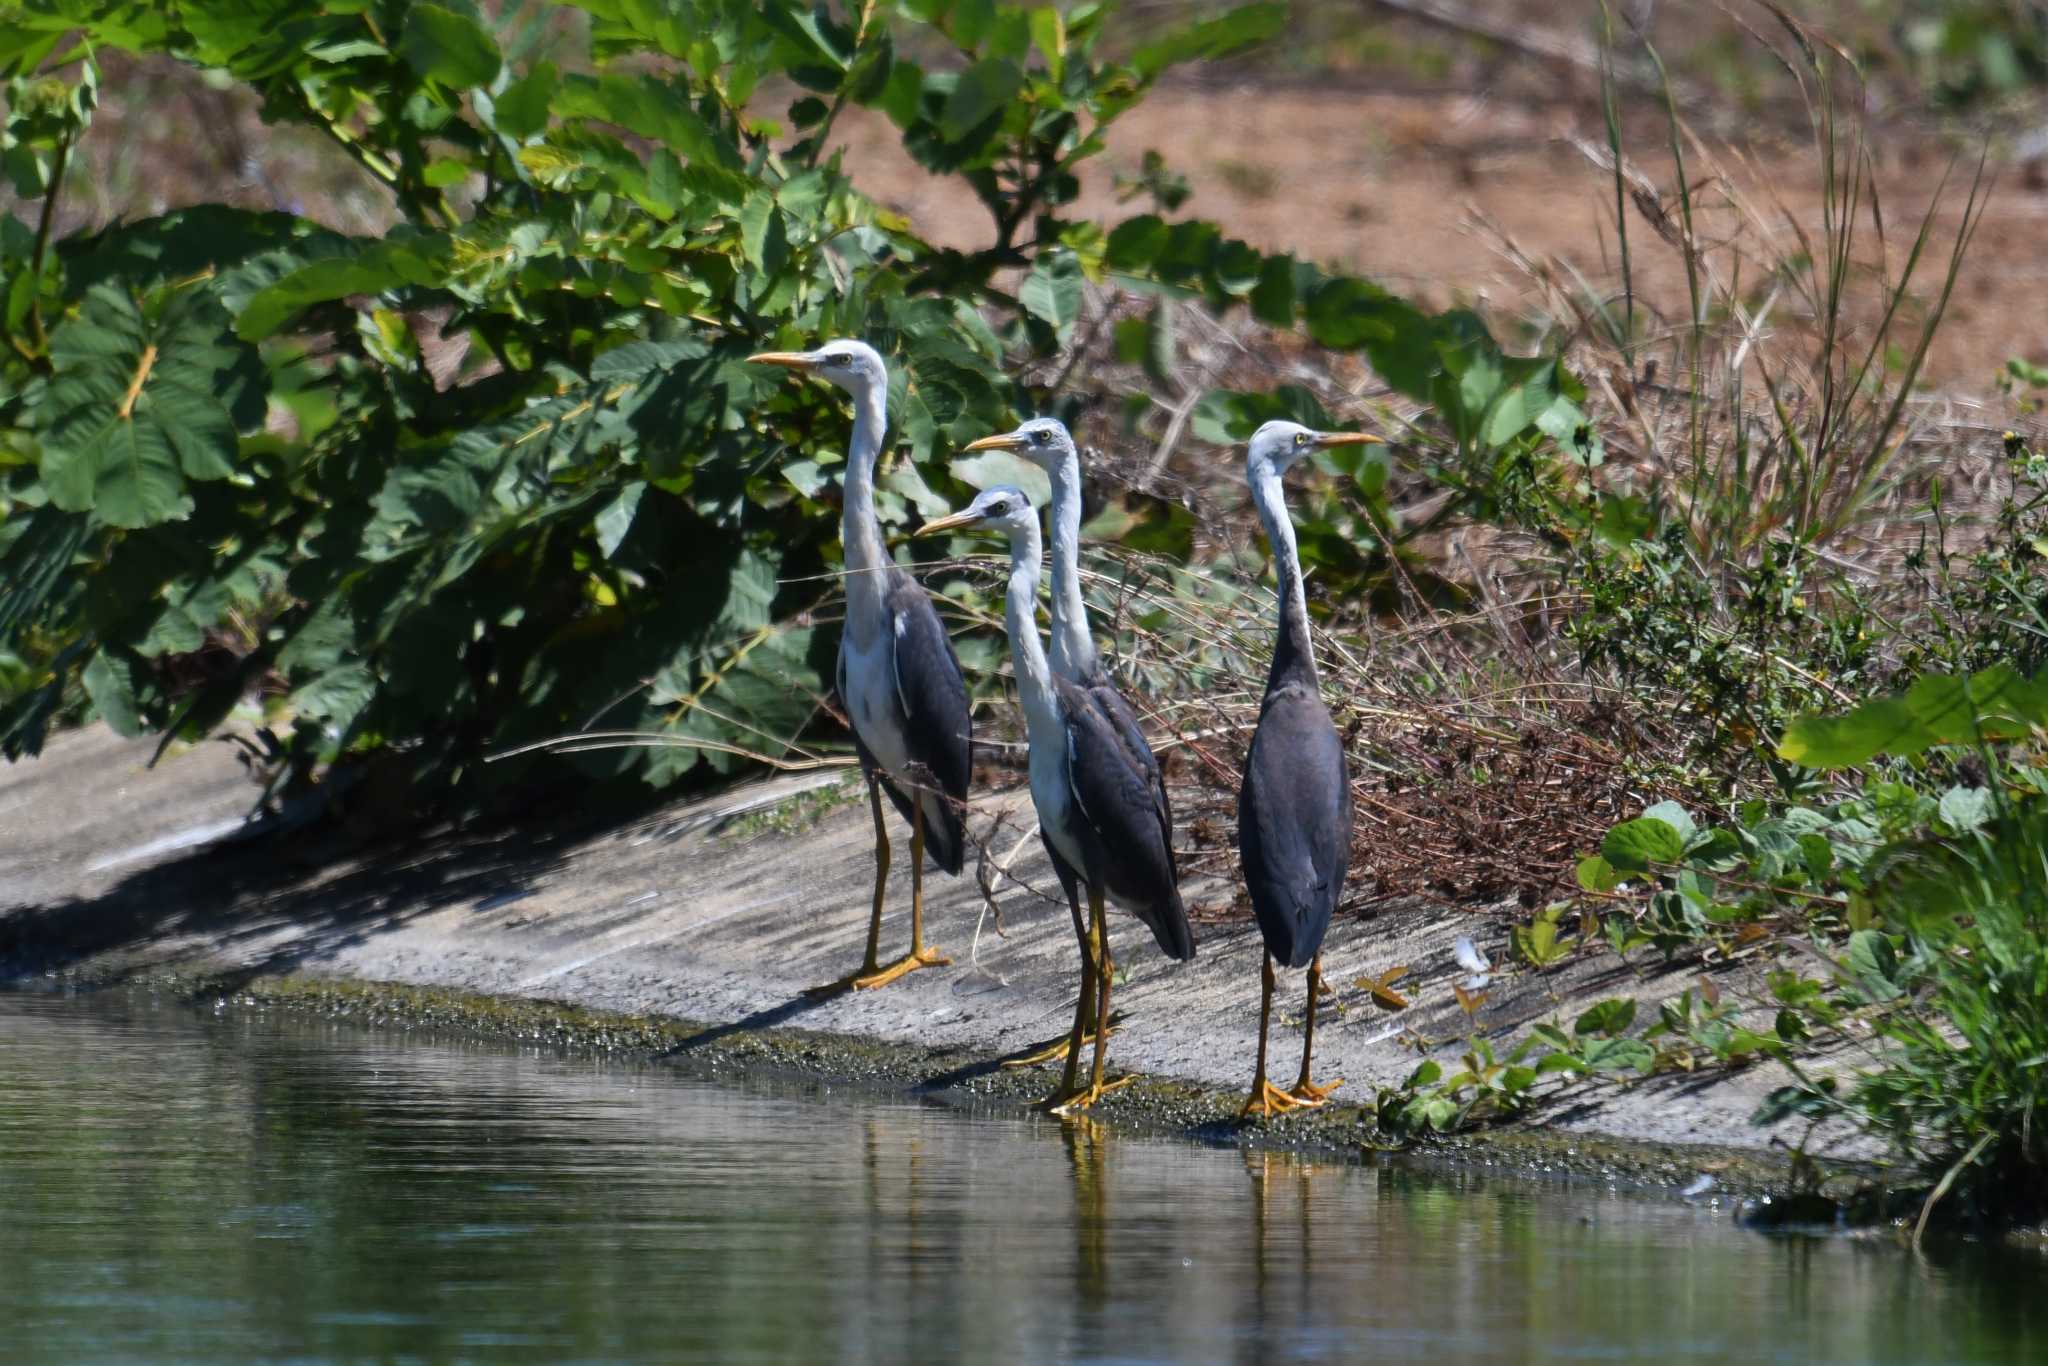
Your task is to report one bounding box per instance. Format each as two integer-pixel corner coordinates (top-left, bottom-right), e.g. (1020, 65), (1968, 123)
(1238, 687), (1351, 970)
(1086, 680), (1175, 877)
(1063, 682), (1194, 961)
(879, 573), (972, 875)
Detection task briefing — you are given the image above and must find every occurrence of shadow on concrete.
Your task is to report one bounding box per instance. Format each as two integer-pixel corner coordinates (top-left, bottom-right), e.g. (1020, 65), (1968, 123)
(661, 992), (836, 1054)
(0, 790), (670, 991)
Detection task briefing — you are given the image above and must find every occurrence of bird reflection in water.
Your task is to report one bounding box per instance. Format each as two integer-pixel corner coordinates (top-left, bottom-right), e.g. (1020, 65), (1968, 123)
(1245, 1150), (1339, 1366)
(1060, 1114), (1113, 1312)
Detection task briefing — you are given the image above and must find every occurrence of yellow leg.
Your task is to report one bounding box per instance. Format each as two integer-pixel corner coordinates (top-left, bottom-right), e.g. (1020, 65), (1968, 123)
(1050, 888), (1134, 1113)
(1004, 884), (1114, 1068)
(1287, 952), (1343, 1106)
(808, 779), (948, 996)
(1241, 954), (1303, 1120)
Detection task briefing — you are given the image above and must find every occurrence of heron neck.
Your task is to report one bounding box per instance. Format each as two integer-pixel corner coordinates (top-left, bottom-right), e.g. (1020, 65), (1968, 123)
(1004, 524), (1062, 742)
(1044, 448), (1098, 681)
(1250, 463), (1317, 692)
(841, 380), (890, 627)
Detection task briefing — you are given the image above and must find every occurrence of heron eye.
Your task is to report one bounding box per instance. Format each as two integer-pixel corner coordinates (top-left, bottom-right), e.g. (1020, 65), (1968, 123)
(1293, 432), (1310, 447)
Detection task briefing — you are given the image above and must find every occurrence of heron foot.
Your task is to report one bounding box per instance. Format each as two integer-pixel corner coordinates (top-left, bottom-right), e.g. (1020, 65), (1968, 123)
(1046, 1074), (1136, 1115)
(1000, 1019), (1120, 1069)
(804, 947), (951, 998)
(1239, 1079), (1307, 1121)
(1287, 1076), (1344, 1107)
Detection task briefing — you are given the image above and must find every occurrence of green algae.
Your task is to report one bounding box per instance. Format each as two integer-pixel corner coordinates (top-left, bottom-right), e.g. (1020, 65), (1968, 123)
(104, 967), (1799, 1202)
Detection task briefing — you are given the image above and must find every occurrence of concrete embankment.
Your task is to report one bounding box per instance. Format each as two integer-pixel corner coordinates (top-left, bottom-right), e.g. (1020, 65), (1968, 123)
(1, 723), (1823, 1187)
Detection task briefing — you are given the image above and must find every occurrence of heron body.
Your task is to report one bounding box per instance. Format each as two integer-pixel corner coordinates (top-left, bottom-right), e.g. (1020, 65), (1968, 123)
(962, 420), (1186, 1068)
(920, 485), (1192, 1111)
(747, 340), (969, 991)
(1235, 419), (1379, 1119)
(835, 571), (969, 876)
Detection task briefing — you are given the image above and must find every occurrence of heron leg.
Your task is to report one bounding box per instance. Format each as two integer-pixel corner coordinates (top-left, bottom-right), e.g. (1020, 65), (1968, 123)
(1003, 881), (1115, 1069)
(1241, 954), (1303, 1120)
(1051, 888), (1134, 1114)
(1286, 952), (1343, 1106)
(806, 776), (894, 997)
(1046, 893), (1094, 1101)
(845, 790), (950, 990)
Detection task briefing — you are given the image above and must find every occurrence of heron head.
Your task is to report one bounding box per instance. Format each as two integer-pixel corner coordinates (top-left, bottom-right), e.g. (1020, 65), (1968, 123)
(746, 337), (886, 397)
(1246, 419), (1383, 479)
(961, 417), (1074, 474)
(916, 484), (1038, 545)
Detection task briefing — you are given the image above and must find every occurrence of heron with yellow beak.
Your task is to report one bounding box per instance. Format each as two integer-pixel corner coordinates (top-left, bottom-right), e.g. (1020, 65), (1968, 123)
(1236, 421), (1381, 1119)
(960, 419), (1175, 1069)
(746, 340), (970, 993)
(919, 485), (1194, 1112)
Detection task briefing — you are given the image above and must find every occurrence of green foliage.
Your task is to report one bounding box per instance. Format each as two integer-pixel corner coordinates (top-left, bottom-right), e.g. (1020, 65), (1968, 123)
(1896, 1), (2048, 105)
(1567, 528), (1884, 785)
(1778, 664), (2048, 768)
(1761, 797), (2048, 1224)
(0, 0), (1563, 816)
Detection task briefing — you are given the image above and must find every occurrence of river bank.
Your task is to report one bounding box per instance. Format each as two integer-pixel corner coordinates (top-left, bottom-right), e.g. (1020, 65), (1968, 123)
(2, 723), (1847, 1191)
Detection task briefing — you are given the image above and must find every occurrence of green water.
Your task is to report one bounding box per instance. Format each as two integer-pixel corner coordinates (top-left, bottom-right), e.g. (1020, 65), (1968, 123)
(0, 988), (2038, 1363)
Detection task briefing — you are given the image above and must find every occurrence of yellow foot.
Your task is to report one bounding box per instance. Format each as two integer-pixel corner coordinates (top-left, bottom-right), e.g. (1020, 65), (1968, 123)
(1239, 1079), (1306, 1121)
(1287, 1076), (1344, 1108)
(804, 947), (951, 998)
(1046, 1075), (1137, 1115)
(1000, 1022), (1118, 1069)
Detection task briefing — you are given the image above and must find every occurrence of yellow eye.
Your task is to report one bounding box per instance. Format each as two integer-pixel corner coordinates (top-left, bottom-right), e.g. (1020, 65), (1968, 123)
(1293, 432), (1310, 446)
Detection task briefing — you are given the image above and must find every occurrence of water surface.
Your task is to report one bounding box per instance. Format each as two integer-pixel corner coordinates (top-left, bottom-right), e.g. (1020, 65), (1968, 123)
(0, 988), (2037, 1362)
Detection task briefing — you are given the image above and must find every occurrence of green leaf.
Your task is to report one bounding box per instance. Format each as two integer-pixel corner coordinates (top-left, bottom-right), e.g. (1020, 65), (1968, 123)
(1581, 1036), (1656, 1074)
(1777, 666), (2048, 768)
(1576, 854), (1620, 893)
(81, 647), (142, 737)
(1028, 6), (1066, 82)
(595, 482), (645, 560)
(1600, 816), (1684, 873)
(493, 60), (557, 140)
(39, 284), (258, 528)
(940, 57), (1022, 140)
(552, 72), (741, 170)
(235, 234), (452, 340)
(1642, 799), (1697, 846)
(1105, 215), (1168, 270)
(1937, 783), (1994, 833)
(1019, 249), (1082, 340)
(1574, 997), (1637, 1037)
(1132, 3), (1285, 78)
(399, 3), (502, 90)
(1843, 929), (1903, 1001)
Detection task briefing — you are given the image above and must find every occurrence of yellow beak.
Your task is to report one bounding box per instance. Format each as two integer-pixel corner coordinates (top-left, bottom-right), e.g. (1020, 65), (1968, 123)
(746, 350), (815, 370)
(961, 432), (1025, 453)
(916, 510), (985, 538)
(1315, 431), (1386, 447)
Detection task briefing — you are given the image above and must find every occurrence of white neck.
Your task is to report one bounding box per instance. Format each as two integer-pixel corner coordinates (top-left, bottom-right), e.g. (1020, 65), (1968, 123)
(1249, 460), (1315, 686)
(1003, 519), (1063, 743)
(1043, 446), (1098, 681)
(841, 380), (890, 632)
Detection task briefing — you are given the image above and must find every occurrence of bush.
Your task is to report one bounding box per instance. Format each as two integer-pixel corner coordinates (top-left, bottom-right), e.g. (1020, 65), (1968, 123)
(0, 0), (1578, 822)
(1854, 798), (2048, 1226)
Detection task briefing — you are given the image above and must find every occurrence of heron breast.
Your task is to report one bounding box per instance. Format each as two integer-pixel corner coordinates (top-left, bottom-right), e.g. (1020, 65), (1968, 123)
(841, 630), (912, 778)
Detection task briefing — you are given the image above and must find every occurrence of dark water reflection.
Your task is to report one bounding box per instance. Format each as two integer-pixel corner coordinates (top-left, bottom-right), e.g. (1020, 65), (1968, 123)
(0, 989), (2038, 1363)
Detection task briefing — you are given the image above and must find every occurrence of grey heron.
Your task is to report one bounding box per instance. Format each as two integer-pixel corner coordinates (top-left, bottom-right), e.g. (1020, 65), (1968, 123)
(1236, 420), (1379, 1118)
(747, 340), (971, 993)
(918, 485), (1195, 1111)
(961, 418), (1174, 1068)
